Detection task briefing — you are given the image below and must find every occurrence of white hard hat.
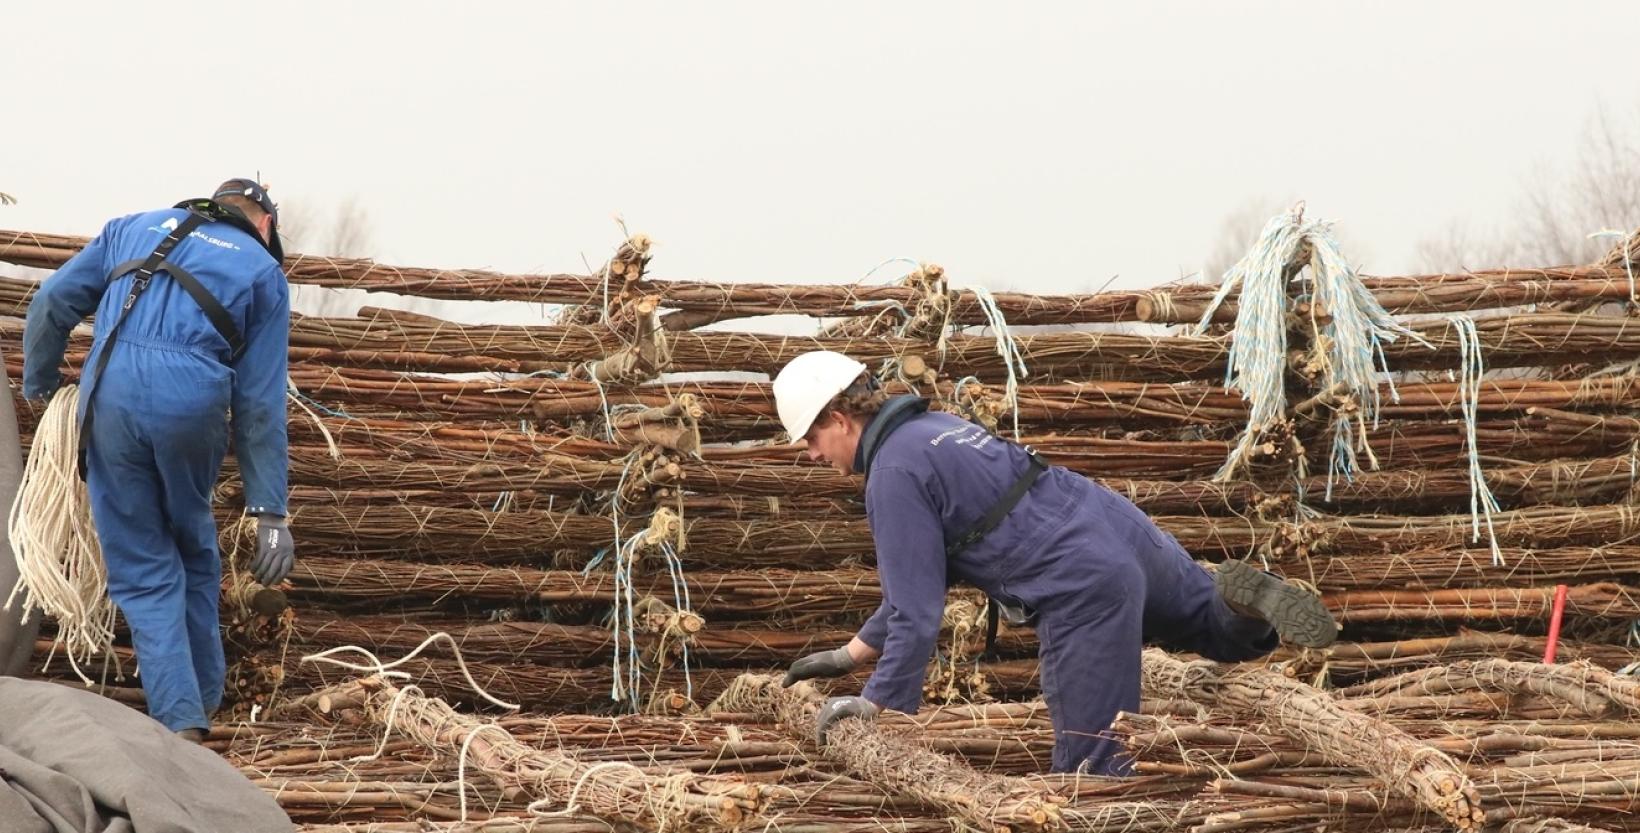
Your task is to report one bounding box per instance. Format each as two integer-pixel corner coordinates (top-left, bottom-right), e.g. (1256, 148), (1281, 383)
(773, 351), (869, 440)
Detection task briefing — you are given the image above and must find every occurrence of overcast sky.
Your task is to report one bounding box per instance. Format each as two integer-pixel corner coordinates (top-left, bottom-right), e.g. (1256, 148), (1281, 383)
(5, 2), (1638, 310)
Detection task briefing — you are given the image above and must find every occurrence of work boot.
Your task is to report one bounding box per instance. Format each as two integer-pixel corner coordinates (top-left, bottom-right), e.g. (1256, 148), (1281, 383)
(176, 727), (208, 745)
(1215, 559), (1338, 648)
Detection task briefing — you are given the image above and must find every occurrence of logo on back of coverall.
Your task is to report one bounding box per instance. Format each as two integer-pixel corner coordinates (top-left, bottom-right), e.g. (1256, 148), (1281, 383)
(147, 215), (242, 251)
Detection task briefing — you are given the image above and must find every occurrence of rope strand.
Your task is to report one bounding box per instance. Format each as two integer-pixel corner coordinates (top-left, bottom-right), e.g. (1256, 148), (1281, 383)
(4, 385), (114, 684)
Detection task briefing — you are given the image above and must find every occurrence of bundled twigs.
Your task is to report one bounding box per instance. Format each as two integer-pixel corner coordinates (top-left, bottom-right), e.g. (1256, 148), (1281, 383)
(709, 674), (1066, 833)
(1326, 583), (1640, 624)
(14, 231), (1640, 329)
(1268, 632), (1640, 684)
(1338, 659), (1640, 719)
(1139, 649), (1485, 830)
(286, 675), (768, 831)
(290, 557), (884, 617)
(0, 234), (1158, 328)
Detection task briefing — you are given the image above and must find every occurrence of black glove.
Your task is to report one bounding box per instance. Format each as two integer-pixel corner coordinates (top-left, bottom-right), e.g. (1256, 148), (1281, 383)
(815, 696), (879, 745)
(783, 646), (857, 687)
(251, 514), (295, 586)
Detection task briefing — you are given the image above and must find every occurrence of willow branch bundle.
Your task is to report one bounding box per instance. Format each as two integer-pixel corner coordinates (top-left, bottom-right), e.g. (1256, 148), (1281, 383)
(1299, 503), (1640, 555)
(1378, 313), (1640, 370)
(1139, 649), (1485, 830)
(1345, 659), (1640, 720)
(1326, 583), (1640, 624)
(293, 820), (955, 833)
(76, 401), (1640, 495)
(17, 232), (1640, 327)
(1112, 451), (1640, 517)
(554, 236), (652, 329)
(281, 447), (627, 494)
(1498, 819), (1625, 833)
(268, 502), (877, 561)
(1332, 659), (1624, 718)
(1303, 545), (1640, 591)
(0, 236), (1174, 327)
(1320, 415), (1640, 471)
(579, 297), (668, 384)
(1268, 632), (1640, 684)
(1300, 453), (1640, 513)
(709, 674), (1066, 833)
(290, 557), (885, 617)
(290, 675), (767, 831)
(1137, 264), (1640, 323)
(279, 655), (1045, 714)
(30, 309), (1640, 383)
(284, 311), (1232, 380)
(287, 365), (1251, 428)
(287, 615), (631, 667)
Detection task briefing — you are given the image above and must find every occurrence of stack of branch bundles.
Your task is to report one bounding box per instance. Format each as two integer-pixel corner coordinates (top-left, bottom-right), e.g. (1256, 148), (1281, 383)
(3, 209), (1640, 832)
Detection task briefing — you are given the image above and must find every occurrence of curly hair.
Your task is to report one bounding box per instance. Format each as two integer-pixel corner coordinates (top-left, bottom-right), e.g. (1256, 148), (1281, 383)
(816, 371), (888, 423)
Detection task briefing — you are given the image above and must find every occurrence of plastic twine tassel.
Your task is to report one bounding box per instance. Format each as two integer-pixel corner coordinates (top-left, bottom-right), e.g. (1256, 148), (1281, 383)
(1308, 227), (1431, 498)
(1194, 210), (1308, 481)
(1448, 314), (1503, 566)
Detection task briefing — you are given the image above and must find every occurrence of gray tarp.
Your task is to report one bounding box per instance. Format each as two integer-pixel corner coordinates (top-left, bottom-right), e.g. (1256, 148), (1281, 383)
(0, 677), (291, 833)
(0, 348), (41, 676)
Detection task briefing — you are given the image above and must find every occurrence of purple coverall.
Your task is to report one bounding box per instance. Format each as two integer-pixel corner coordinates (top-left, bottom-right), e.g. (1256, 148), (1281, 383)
(854, 398), (1276, 774)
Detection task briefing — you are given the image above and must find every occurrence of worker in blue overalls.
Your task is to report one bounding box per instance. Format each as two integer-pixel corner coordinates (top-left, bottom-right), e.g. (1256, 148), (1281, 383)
(776, 351), (1338, 775)
(22, 179), (295, 742)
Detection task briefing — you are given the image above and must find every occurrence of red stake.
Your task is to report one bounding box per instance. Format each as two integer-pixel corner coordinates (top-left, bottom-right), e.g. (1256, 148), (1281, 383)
(1543, 584), (1570, 663)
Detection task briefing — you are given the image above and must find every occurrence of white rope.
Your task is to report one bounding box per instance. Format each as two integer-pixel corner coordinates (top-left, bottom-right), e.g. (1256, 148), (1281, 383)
(1448, 314), (1503, 566)
(967, 285), (1027, 439)
(286, 376), (342, 460)
(299, 632), (521, 710)
(349, 682), (423, 762)
(527, 760), (645, 819)
(3, 385), (114, 684)
(609, 531), (642, 704)
(1588, 228), (1637, 304)
(658, 539), (694, 700)
(456, 722), (514, 821)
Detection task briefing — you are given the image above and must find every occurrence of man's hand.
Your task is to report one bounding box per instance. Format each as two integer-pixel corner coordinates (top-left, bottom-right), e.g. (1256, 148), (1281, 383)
(815, 696), (879, 745)
(251, 514), (295, 586)
(783, 646), (857, 687)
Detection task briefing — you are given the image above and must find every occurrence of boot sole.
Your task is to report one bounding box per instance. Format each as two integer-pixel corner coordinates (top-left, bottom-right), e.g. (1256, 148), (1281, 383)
(1216, 560), (1338, 648)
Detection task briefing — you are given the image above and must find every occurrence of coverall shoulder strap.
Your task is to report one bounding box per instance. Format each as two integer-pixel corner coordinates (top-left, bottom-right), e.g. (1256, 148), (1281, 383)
(104, 209), (248, 361)
(945, 446), (1047, 557)
(947, 446), (1047, 662)
(79, 210), (245, 479)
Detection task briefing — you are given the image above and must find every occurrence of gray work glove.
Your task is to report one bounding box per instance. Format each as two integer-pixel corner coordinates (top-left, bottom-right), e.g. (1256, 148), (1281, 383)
(251, 514), (296, 586)
(815, 696), (879, 745)
(783, 646), (857, 687)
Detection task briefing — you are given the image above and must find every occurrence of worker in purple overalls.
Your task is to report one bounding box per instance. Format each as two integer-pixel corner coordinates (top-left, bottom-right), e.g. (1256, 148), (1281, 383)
(776, 351), (1337, 775)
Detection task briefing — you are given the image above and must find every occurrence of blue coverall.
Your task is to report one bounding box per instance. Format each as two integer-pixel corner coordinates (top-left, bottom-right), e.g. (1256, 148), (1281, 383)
(854, 397), (1276, 775)
(22, 208), (290, 733)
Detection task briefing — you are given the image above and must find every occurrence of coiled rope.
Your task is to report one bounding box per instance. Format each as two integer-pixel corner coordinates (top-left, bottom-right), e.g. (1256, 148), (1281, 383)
(3, 385), (115, 684)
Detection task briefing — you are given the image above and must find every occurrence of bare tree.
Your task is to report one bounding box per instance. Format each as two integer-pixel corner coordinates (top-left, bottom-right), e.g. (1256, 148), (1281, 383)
(276, 197), (376, 259)
(326, 197), (373, 259)
(1416, 108), (1640, 272)
(1202, 196), (1295, 283)
(276, 196), (377, 318)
